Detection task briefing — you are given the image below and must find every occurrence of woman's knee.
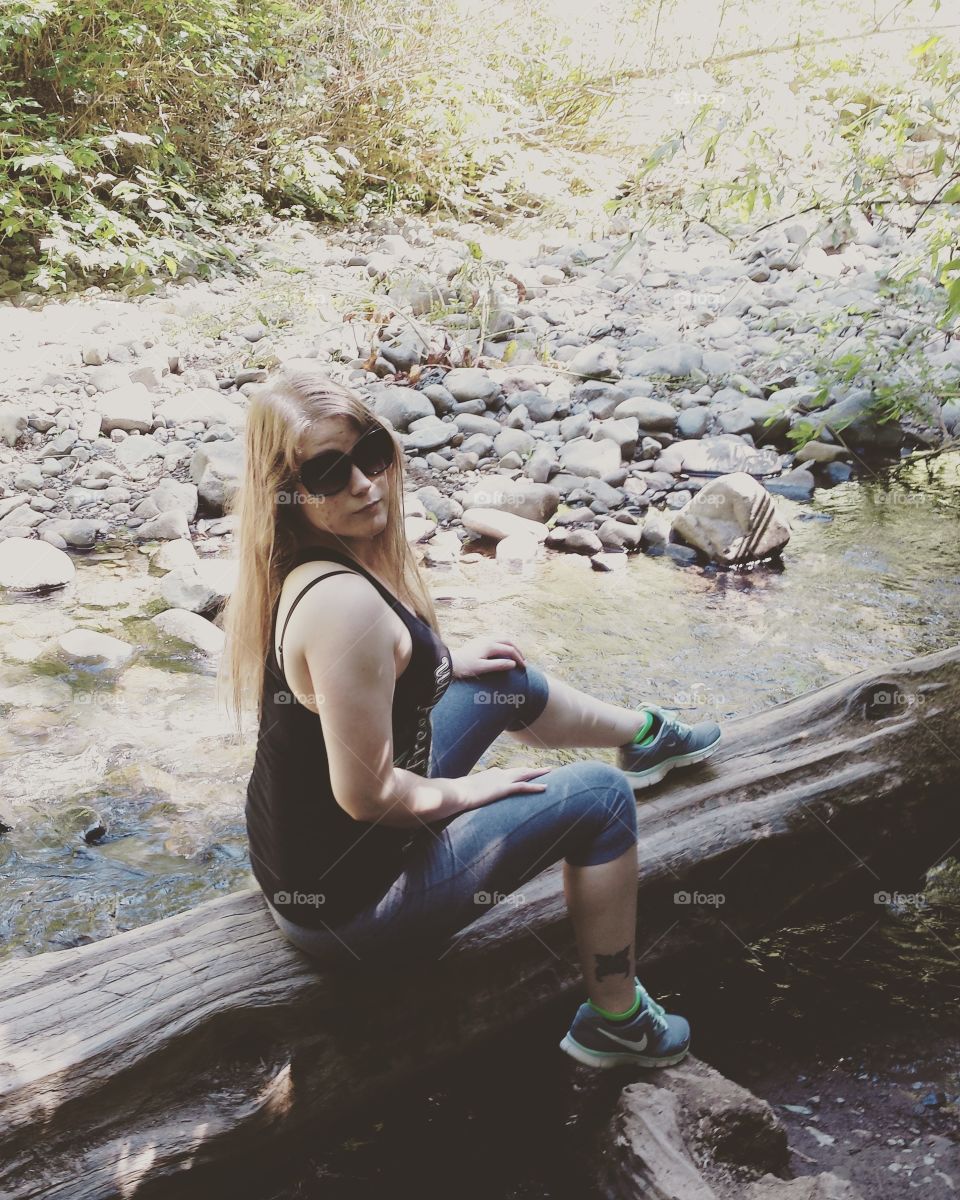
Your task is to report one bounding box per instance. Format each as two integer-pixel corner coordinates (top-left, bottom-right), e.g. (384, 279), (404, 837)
(561, 760), (638, 865)
(497, 661), (551, 731)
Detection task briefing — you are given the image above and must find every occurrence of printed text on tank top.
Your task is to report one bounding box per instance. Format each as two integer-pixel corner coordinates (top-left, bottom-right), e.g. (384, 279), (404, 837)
(275, 560), (439, 713)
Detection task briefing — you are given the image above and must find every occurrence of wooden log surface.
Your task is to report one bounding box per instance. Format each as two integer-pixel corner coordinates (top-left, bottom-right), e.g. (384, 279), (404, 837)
(1, 644), (957, 1200)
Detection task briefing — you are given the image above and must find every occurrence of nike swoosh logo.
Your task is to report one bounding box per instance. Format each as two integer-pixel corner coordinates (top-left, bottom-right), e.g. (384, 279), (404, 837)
(597, 1026), (648, 1051)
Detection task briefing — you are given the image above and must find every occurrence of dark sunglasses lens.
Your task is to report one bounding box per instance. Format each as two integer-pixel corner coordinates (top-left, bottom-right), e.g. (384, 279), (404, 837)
(355, 426), (394, 477)
(299, 452), (351, 497)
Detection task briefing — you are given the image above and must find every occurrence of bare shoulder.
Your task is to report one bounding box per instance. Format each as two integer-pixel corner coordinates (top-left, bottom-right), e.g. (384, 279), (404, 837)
(278, 559), (385, 631)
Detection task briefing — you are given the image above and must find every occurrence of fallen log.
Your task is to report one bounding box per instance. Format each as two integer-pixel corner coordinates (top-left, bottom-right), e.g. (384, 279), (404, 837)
(1, 644), (957, 1200)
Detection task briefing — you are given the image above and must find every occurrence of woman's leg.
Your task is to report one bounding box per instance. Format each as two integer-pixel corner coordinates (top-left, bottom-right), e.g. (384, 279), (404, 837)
(274, 757), (640, 1012)
(508, 670), (652, 749)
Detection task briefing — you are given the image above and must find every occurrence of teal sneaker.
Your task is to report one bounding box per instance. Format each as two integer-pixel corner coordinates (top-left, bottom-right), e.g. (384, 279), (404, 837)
(617, 701), (721, 790)
(559, 978), (690, 1069)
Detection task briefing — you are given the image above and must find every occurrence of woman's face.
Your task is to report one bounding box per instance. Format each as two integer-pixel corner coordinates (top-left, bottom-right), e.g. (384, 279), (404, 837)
(292, 415), (391, 541)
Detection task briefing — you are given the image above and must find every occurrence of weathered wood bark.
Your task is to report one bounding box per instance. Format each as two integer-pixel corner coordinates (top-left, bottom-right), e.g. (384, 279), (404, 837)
(1, 644), (957, 1200)
(594, 1056), (863, 1199)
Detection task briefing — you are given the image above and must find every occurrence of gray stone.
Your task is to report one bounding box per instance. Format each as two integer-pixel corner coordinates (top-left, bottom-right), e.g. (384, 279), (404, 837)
(404, 422), (458, 452)
(137, 510), (192, 541)
(559, 437), (622, 479)
(114, 435), (165, 470)
(614, 396), (678, 431)
(624, 343), (703, 378)
(0, 403), (28, 447)
(494, 427), (535, 458)
(0, 537), (75, 591)
(677, 407), (709, 438)
(57, 628), (135, 670)
(190, 439), (244, 514)
(592, 416), (639, 460)
(443, 368), (500, 403)
(97, 383), (153, 433)
(460, 480), (561, 523)
(157, 389), (245, 431)
(672, 470), (792, 564)
(567, 345), (619, 379)
(655, 435), (781, 478)
(765, 466), (816, 501)
(597, 519), (644, 550)
(809, 390), (905, 454)
(152, 608), (225, 655)
(461, 507), (548, 543)
(370, 385), (435, 432)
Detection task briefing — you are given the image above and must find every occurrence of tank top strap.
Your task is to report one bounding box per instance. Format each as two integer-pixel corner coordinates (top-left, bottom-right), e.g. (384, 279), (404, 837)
(277, 569), (356, 671)
(289, 545), (407, 614)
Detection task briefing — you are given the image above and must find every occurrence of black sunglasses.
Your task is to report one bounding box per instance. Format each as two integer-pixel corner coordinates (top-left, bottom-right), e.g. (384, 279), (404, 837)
(294, 424), (395, 498)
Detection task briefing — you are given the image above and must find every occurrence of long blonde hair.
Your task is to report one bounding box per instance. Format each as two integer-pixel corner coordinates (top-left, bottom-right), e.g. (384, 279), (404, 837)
(216, 366), (441, 739)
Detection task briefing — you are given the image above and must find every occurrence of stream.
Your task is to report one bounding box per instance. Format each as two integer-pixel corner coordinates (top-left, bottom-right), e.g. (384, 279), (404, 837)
(1, 450), (959, 1196)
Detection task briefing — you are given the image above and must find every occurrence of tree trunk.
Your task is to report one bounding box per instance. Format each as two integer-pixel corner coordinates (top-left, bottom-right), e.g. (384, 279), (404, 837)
(1, 644), (957, 1200)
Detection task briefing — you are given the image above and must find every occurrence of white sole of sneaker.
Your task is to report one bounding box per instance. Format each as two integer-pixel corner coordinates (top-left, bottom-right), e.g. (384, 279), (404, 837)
(620, 733), (722, 791)
(559, 1033), (690, 1069)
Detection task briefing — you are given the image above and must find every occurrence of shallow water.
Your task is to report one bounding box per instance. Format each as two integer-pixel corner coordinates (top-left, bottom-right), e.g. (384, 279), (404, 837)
(1, 452), (958, 959)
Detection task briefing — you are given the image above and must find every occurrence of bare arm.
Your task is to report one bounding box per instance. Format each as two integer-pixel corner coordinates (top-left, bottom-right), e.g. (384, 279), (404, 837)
(288, 574), (468, 828)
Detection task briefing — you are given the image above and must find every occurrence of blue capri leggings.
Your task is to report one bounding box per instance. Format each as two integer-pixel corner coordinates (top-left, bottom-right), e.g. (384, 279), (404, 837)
(265, 663), (639, 966)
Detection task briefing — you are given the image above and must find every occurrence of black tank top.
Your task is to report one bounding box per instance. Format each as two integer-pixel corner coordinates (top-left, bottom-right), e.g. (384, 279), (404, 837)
(244, 545), (453, 928)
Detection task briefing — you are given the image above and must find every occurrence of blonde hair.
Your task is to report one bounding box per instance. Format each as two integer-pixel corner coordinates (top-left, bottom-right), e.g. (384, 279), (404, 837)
(216, 367), (441, 739)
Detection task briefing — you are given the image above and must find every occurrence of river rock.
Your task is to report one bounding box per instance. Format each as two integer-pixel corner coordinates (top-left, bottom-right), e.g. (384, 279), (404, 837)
(0, 403), (28, 447)
(158, 564), (221, 613)
(794, 441), (850, 464)
(495, 533), (539, 573)
(656, 435), (781, 477)
(592, 416), (639, 459)
(461, 507), (549, 542)
(136, 510), (191, 541)
(403, 422), (458, 452)
(672, 472), (791, 564)
(614, 395), (678, 431)
(460, 480), (560, 523)
(151, 539), (199, 571)
(765, 466), (816, 501)
(494, 427), (535, 458)
(807, 389), (905, 454)
(97, 384), (154, 433)
(443, 368), (500, 403)
(567, 345), (619, 379)
(624, 342), (704, 378)
(57, 629), (135, 670)
(559, 437), (622, 478)
(157, 389), (245, 431)
(190, 439), (244, 513)
(114, 435), (165, 470)
(152, 608), (225, 655)
(370, 385), (435, 431)
(597, 518), (644, 550)
(0, 538), (75, 591)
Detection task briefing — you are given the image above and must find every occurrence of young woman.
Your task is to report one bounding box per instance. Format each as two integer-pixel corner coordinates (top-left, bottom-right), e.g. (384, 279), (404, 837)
(219, 366), (722, 1070)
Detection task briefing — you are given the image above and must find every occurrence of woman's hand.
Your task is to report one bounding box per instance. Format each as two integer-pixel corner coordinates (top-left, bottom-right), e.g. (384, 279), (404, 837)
(450, 636), (525, 680)
(456, 765), (552, 811)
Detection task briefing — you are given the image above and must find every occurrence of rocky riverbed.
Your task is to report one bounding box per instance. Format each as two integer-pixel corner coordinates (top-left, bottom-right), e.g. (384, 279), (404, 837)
(2, 207), (959, 602)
